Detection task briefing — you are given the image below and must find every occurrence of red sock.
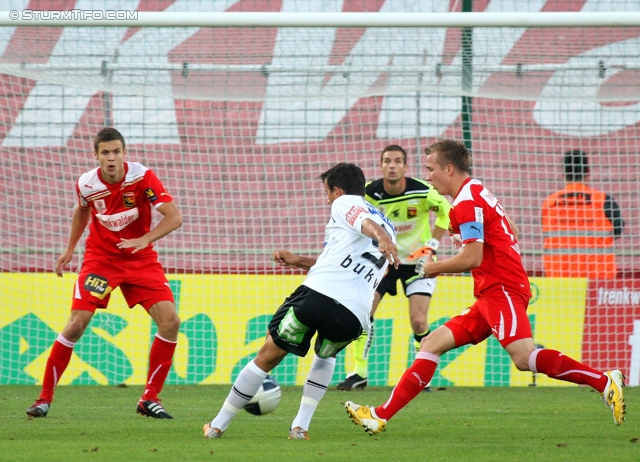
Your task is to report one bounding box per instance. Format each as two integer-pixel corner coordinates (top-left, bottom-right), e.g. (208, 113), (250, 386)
(375, 353), (439, 420)
(142, 334), (177, 401)
(40, 336), (75, 402)
(533, 349), (608, 392)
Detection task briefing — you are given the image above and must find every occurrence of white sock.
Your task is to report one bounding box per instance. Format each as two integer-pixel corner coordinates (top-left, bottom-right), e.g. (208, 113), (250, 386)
(210, 360), (267, 432)
(290, 355), (336, 431)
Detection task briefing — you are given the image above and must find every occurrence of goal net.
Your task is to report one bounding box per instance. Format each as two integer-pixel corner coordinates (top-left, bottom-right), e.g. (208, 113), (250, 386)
(1, 2), (639, 389)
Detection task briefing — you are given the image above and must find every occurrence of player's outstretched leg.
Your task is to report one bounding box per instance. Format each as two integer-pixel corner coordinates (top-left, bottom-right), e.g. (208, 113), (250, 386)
(203, 423), (224, 439)
(346, 352), (439, 435)
(344, 401), (387, 435)
(414, 330), (432, 392)
(204, 360), (267, 437)
(26, 399), (50, 418)
(602, 370), (626, 425)
(529, 348), (626, 425)
(288, 427), (310, 440)
(137, 399), (173, 419)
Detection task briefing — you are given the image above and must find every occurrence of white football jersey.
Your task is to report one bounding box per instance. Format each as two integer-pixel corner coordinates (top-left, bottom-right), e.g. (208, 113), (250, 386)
(303, 194), (396, 332)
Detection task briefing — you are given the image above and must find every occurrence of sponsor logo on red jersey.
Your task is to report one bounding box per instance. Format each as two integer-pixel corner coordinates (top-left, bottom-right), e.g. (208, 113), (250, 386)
(95, 209), (139, 232)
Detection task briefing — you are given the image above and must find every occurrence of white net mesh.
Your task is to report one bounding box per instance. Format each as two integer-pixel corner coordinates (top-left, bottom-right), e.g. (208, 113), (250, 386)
(1, 0), (639, 388)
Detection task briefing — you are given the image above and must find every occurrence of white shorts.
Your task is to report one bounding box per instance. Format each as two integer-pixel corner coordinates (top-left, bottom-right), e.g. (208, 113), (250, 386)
(406, 276), (437, 297)
(377, 264), (437, 298)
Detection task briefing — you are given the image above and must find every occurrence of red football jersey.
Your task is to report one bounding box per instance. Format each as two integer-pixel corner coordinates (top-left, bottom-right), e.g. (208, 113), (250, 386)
(449, 178), (531, 299)
(76, 162), (173, 258)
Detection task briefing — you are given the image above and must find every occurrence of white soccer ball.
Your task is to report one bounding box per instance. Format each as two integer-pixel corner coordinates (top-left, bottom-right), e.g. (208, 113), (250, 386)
(244, 374), (282, 416)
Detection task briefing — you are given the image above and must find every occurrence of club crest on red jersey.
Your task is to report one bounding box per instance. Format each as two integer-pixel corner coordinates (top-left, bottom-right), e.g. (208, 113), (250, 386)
(123, 192), (136, 208)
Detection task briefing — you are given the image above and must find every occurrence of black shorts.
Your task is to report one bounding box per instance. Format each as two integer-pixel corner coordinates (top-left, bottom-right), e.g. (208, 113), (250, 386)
(376, 264), (435, 298)
(268, 285), (363, 359)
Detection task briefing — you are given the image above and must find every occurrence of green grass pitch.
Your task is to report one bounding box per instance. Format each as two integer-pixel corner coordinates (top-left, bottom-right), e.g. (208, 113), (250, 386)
(1, 385), (638, 461)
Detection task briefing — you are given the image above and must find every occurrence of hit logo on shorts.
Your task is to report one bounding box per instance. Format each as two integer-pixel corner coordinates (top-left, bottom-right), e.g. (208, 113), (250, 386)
(83, 273), (111, 299)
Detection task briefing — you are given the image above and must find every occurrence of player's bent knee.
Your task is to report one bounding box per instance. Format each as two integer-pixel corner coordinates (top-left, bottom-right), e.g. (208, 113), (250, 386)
(159, 315), (181, 337)
(515, 361), (530, 372)
(61, 326), (85, 343)
(511, 356), (531, 372)
(62, 315), (92, 341)
(148, 302), (180, 332)
(255, 346), (287, 372)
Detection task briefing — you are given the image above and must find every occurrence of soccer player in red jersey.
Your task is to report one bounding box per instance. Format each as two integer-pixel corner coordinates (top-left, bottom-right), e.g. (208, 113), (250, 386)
(345, 139), (626, 434)
(26, 127), (183, 419)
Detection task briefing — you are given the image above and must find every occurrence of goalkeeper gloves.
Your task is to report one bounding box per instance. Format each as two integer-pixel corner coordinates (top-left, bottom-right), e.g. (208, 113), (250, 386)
(411, 238), (439, 278)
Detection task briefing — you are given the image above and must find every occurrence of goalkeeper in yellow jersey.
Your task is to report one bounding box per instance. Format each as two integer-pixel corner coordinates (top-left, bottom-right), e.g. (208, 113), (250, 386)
(337, 145), (450, 392)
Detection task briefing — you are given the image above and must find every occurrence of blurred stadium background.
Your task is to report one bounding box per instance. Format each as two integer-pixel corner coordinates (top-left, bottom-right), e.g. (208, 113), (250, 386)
(1, 0), (639, 389)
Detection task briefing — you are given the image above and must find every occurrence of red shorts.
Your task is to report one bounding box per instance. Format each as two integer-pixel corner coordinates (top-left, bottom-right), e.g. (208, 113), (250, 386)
(445, 285), (532, 348)
(71, 253), (174, 312)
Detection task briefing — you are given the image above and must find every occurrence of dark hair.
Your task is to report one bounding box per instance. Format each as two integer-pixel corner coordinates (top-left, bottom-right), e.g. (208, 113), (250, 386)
(319, 163), (366, 196)
(380, 144), (407, 164)
(94, 127), (126, 152)
(563, 149), (589, 182)
(424, 139), (471, 173)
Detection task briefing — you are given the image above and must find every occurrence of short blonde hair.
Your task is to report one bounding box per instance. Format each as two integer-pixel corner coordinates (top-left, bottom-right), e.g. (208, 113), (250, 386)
(424, 139), (471, 173)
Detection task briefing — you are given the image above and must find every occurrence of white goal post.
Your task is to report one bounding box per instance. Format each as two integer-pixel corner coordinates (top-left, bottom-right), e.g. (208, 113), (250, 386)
(1, 11), (640, 27)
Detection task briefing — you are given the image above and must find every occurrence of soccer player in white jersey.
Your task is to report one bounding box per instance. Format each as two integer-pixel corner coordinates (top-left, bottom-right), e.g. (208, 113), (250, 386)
(203, 163), (399, 440)
(337, 145), (450, 392)
(26, 127), (183, 419)
(345, 139), (626, 435)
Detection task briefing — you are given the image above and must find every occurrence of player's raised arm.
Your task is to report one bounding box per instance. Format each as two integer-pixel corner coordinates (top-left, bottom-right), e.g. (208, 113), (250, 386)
(422, 240), (483, 278)
(361, 218), (399, 268)
(55, 205), (91, 277)
(272, 250), (317, 271)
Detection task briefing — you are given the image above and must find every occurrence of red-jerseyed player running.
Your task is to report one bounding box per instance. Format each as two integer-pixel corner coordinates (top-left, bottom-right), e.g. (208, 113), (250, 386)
(345, 139), (626, 434)
(26, 127), (183, 419)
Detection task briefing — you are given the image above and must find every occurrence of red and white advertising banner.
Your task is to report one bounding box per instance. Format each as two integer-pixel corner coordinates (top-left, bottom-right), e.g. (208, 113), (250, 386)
(583, 279), (640, 385)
